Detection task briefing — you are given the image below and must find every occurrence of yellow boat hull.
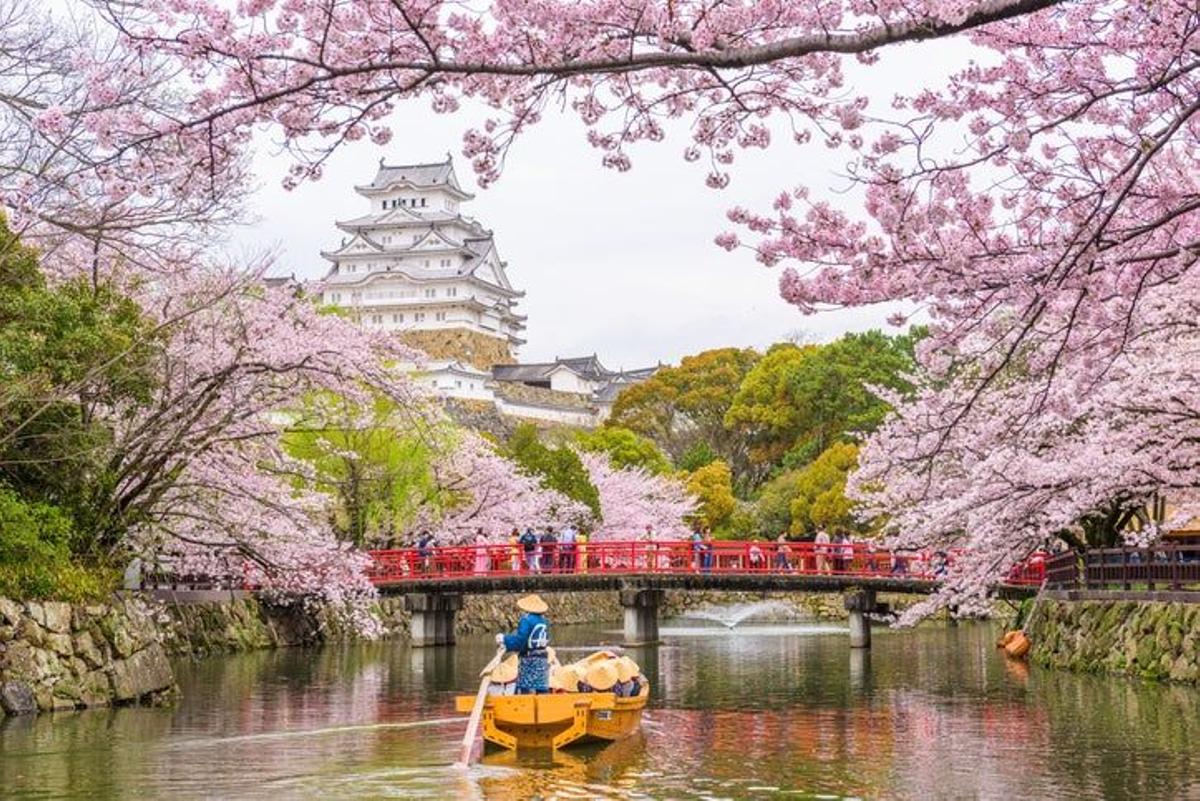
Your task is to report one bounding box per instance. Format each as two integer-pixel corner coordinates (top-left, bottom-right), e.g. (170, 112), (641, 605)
(455, 687), (649, 751)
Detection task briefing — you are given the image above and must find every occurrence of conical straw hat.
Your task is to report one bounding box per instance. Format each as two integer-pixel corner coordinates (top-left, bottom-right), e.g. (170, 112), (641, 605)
(615, 656), (640, 683)
(550, 664), (580, 692)
(585, 660), (618, 692)
(491, 654), (518, 684)
(516, 594), (548, 614)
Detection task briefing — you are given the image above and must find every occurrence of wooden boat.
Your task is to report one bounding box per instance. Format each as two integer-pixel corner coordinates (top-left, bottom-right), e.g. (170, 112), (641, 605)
(455, 684), (650, 751)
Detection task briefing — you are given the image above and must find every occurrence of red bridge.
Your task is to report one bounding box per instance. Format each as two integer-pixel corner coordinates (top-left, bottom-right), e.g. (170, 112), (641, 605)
(366, 540), (1044, 648)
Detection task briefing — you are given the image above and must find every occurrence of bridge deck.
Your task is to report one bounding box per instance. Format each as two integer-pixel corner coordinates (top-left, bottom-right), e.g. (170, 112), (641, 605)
(367, 540), (1042, 598)
(373, 571), (939, 595)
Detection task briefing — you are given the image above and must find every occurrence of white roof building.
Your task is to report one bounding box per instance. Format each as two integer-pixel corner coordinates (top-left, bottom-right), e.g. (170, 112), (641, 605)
(319, 156), (659, 426)
(319, 155), (526, 353)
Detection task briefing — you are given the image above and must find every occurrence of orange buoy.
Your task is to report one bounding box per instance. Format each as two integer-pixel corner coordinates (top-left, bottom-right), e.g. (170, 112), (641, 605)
(1004, 631), (1031, 659)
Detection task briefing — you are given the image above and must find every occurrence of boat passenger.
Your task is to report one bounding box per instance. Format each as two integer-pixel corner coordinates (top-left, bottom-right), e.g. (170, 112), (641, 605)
(487, 654), (519, 696)
(579, 660), (618, 694)
(550, 664), (579, 693)
(614, 657), (643, 697)
(495, 594), (552, 694)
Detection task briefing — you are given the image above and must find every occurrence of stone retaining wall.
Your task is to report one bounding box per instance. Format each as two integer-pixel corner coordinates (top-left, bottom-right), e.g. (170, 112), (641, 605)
(1025, 596), (1200, 682)
(1, 587), (929, 716)
(0, 596), (175, 715)
(155, 597), (333, 658)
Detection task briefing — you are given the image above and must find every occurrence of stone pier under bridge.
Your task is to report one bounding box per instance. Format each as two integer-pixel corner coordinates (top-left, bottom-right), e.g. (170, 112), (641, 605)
(381, 572), (1033, 649)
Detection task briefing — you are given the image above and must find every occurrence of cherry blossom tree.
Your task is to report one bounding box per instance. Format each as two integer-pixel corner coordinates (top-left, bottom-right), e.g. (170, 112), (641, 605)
(34, 0), (1200, 608)
(421, 431), (590, 541)
(95, 264), (430, 603)
(0, 0), (248, 280)
(579, 452), (696, 541)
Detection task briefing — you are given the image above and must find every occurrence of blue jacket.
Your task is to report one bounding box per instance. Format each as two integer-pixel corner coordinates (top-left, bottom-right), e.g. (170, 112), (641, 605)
(503, 612), (550, 655)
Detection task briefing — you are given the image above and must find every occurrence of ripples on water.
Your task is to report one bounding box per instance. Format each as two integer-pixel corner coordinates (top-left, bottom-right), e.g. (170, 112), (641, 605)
(4, 619), (1200, 800)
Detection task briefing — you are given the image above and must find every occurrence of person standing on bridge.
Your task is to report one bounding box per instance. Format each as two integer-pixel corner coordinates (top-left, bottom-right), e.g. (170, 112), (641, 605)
(539, 527), (557, 573)
(495, 594), (551, 694)
(559, 522), (577, 573)
(814, 529), (831, 574)
(509, 528), (521, 573)
(520, 527), (539, 573)
(473, 529), (490, 575)
(417, 530), (436, 574)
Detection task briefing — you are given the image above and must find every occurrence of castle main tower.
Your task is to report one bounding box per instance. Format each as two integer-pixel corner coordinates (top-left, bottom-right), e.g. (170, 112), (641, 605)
(319, 156), (525, 368)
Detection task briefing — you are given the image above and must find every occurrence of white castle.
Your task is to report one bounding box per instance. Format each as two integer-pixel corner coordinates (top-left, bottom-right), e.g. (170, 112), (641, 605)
(318, 156), (656, 425)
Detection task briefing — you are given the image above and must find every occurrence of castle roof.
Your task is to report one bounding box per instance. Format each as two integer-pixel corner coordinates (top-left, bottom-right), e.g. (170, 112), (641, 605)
(491, 355), (654, 384)
(355, 156), (472, 199)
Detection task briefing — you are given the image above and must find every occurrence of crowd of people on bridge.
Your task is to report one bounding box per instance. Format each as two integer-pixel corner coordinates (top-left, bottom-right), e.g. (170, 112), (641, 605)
(403, 524), (951, 579)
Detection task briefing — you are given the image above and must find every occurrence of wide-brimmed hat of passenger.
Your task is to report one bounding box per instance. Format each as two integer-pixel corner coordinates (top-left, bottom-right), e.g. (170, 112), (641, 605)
(516, 594), (549, 614)
(491, 654), (518, 684)
(550, 664), (580, 692)
(615, 656), (640, 683)
(585, 660), (618, 692)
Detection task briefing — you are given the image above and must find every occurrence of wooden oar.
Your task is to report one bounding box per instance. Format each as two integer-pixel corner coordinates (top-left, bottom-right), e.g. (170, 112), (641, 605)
(456, 645), (507, 767)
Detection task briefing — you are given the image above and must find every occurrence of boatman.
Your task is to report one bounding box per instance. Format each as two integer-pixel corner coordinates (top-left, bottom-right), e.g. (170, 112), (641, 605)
(495, 594), (551, 694)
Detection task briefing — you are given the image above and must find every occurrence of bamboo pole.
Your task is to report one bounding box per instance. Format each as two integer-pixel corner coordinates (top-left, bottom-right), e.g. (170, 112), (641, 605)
(456, 645), (507, 766)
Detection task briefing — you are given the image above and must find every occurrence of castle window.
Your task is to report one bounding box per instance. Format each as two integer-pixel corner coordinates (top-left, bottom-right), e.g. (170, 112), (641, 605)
(436, 312), (447, 321)
(446, 287), (457, 297)
(424, 288), (436, 298)
(422, 198), (427, 207)
(415, 312), (426, 322)
(392, 313), (403, 323)
(455, 380), (462, 388)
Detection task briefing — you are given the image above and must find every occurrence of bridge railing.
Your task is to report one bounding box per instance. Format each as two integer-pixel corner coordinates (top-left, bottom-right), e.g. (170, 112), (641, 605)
(365, 540), (960, 585)
(1042, 544), (1200, 591)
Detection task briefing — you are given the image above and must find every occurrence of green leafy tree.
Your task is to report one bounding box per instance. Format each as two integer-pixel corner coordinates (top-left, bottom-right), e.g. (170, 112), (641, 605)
(575, 426), (672, 475)
(726, 330), (919, 471)
(752, 468), (805, 538)
(283, 393), (449, 547)
(677, 441), (718, 473)
(788, 442), (867, 537)
(0, 484), (114, 601)
(0, 214), (160, 554)
(723, 343), (813, 466)
(610, 347), (761, 488)
(685, 459), (737, 533)
(504, 424), (600, 519)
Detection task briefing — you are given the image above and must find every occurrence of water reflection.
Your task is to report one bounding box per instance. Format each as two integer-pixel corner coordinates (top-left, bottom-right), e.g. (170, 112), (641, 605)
(3, 621), (1200, 799)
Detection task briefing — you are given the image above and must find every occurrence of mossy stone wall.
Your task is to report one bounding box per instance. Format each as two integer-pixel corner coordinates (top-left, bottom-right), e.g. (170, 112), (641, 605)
(1025, 598), (1200, 682)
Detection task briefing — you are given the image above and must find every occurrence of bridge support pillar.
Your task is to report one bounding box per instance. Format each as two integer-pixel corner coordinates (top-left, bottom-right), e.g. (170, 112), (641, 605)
(844, 589), (877, 649)
(620, 588), (664, 646)
(405, 592), (463, 647)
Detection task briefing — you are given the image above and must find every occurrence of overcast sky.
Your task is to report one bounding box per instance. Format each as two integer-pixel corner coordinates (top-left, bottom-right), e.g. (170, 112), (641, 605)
(230, 45), (964, 369)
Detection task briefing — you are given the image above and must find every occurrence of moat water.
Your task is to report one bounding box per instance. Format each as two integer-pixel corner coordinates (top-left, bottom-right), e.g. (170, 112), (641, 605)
(4, 619), (1200, 799)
